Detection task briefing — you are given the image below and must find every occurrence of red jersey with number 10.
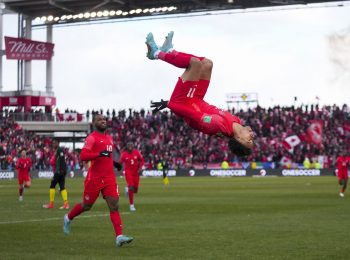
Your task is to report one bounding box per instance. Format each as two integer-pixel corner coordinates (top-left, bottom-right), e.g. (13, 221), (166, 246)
(120, 149), (144, 174)
(83, 131), (115, 180)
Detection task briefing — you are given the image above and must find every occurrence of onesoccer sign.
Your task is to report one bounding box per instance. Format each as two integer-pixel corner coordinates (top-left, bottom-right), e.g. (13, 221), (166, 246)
(4, 36), (54, 60)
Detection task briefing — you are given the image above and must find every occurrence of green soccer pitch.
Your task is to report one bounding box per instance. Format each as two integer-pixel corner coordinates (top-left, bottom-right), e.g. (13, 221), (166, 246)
(1, 176), (350, 259)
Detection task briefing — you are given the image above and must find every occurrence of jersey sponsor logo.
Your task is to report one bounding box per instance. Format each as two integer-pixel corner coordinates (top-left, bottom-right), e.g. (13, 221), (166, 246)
(142, 170), (176, 177)
(203, 116), (212, 123)
(210, 169), (246, 177)
(282, 169), (320, 176)
(38, 171), (54, 178)
(0, 171), (15, 179)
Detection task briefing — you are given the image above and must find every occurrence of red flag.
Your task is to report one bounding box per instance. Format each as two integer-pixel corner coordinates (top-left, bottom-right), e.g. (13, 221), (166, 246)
(282, 135), (301, 153)
(306, 120), (323, 145)
(280, 156), (292, 168)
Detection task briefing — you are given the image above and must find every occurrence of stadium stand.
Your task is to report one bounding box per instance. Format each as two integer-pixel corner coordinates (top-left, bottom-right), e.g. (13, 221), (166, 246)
(0, 104), (349, 170)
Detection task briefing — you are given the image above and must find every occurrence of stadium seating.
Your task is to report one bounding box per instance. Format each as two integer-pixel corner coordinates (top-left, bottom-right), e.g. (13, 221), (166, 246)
(0, 104), (349, 170)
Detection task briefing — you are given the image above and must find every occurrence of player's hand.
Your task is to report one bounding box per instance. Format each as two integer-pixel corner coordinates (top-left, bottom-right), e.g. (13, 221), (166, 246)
(113, 161), (122, 171)
(99, 150), (111, 157)
(150, 99), (168, 113)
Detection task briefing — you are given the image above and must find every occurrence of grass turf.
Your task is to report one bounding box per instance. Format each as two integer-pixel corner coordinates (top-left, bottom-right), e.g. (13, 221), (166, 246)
(0, 176), (350, 260)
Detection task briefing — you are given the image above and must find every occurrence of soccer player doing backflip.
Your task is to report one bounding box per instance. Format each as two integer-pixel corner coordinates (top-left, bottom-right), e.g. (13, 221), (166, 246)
(146, 32), (254, 156)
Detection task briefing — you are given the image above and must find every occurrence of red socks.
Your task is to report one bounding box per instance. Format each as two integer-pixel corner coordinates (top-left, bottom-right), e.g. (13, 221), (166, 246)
(128, 189), (134, 205)
(19, 187), (24, 196)
(67, 204), (123, 237)
(158, 50), (204, 68)
(68, 203), (84, 220)
(110, 211), (123, 237)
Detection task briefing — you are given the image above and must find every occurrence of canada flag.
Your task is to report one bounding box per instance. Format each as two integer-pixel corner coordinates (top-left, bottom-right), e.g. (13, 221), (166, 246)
(282, 135), (301, 153)
(306, 120), (323, 145)
(280, 156), (292, 168)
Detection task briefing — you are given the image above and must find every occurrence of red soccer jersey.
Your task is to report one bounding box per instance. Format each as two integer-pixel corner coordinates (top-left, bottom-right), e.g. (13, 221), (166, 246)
(81, 131), (115, 180)
(16, 157), (32, 175)
(119, 149), (144, 174)
(188, 110), (241, 137)
(336, 156), (350, 175)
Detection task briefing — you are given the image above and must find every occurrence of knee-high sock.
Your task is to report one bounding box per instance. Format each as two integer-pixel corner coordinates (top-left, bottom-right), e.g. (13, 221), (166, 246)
(110, 211), (123, 237)
(19, 186), (24, 196)
(158, 50), (204, 68)
(61, 189), (68, 203)
(49, 188), (55, 203)
(128, 189), (134, 205)
(68, 203), (84, 220)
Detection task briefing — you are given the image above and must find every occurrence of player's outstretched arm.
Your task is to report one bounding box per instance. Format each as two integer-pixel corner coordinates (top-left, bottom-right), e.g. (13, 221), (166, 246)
(150, 99), (169, 113)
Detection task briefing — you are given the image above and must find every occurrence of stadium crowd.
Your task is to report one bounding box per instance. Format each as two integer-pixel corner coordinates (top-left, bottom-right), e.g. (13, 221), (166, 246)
(0, 118), (80, 171)
(0, 104), (349, 170)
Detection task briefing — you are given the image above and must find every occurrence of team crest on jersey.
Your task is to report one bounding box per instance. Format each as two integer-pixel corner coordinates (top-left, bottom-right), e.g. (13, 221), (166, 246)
(203, 116), (212, 123)
(85, 195), (90, 201)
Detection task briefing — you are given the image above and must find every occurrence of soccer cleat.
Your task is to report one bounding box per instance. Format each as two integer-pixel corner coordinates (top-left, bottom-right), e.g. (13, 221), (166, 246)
(42, 202), (54, 209)
(125, 186), (128, 198)
(63, 214), (71, 235)
(116, 235), (134, 247)
(130, 205), (136, 212)
(19, 196), (23, 202)
(160, 31), (174, 53)
(145, 32), (159, 60)
(340, 192), (345, 198)
(59, 202), (70, 210)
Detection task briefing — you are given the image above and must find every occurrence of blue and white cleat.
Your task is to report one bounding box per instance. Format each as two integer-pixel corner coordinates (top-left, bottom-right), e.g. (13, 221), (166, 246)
(145, 32), (159, 60)
(116, 235), (134, 247)
(63, 214), (71, 235)
(160, 31), (174, 53)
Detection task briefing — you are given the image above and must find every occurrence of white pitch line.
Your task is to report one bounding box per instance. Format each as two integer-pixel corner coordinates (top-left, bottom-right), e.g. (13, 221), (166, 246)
(0, 212), (130, 225)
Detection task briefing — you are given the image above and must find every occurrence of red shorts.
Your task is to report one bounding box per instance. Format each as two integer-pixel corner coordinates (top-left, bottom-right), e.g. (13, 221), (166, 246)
(18, 173), (30, 185)
(337, 171), (349, 180)
(168, 78), (222, 122)
(83, 177), (119, 205)
(125, 172), (140, 188)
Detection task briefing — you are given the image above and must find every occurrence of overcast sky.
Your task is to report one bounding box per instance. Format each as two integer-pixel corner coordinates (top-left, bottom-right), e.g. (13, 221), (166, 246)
(2, 3), (350, 113)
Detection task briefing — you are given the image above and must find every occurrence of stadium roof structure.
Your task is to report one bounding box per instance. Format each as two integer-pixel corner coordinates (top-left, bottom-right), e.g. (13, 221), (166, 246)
(1, 0), (348, 25)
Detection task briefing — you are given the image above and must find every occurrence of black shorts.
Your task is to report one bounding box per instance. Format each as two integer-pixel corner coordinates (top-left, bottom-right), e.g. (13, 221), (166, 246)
(50, 173), (66, 190)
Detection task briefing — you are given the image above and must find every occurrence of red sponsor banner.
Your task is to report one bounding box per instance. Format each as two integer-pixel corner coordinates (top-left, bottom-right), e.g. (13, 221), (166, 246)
(4, 36), (54, 60)
(0, 96), (56, 106)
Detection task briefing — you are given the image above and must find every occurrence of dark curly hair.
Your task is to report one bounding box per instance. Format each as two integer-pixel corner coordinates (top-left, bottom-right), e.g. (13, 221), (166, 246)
(228, 138), (252, 157)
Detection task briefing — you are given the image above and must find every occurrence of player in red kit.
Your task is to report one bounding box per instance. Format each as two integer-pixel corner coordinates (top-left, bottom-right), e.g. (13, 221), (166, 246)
(15, 149), (32, 202)
(147, 31), (254, 156)
(63, 114), (133, 247)
(336, 151), (350, 197)
(119, 142), (144, 212)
